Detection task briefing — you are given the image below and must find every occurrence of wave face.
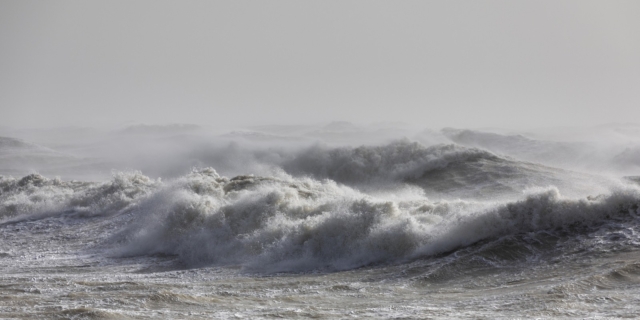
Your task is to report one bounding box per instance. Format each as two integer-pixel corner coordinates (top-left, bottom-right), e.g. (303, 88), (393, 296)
(283, 141), (500, 185)
(282, 141), (612, 199)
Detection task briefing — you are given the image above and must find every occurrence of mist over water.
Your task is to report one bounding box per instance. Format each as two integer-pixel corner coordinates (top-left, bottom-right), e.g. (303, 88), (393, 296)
(2, 122), (640, 318)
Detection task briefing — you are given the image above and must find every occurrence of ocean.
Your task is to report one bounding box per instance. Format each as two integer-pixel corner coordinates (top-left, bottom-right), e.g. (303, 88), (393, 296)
(1, 123), (640, 319)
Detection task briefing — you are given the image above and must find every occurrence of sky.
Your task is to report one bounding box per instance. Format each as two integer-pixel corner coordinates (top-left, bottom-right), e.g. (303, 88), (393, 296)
(1, 0), (639, 130)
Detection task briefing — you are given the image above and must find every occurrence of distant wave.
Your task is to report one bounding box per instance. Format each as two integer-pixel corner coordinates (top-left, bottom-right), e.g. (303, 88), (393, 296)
(440, 128), (640, 174)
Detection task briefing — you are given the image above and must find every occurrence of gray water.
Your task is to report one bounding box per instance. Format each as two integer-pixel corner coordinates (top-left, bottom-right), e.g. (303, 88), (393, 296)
(2, 124), (640, 319)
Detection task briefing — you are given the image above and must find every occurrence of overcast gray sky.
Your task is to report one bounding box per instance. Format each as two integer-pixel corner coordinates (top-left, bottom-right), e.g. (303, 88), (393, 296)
(1, 0), (639, 130)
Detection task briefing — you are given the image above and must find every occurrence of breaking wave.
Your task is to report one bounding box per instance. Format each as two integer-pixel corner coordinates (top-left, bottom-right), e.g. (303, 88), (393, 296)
(106, 168), (640, 273)
(0, 172), (159, 221)
(1, 140), (637, 273)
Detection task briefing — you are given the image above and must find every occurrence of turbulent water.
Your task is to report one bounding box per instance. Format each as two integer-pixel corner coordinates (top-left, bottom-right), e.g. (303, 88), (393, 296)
(2, 124), (640, 318)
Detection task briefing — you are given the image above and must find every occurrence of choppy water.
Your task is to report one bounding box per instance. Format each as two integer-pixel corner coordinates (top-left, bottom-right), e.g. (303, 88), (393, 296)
(2, 124), (640, 318)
